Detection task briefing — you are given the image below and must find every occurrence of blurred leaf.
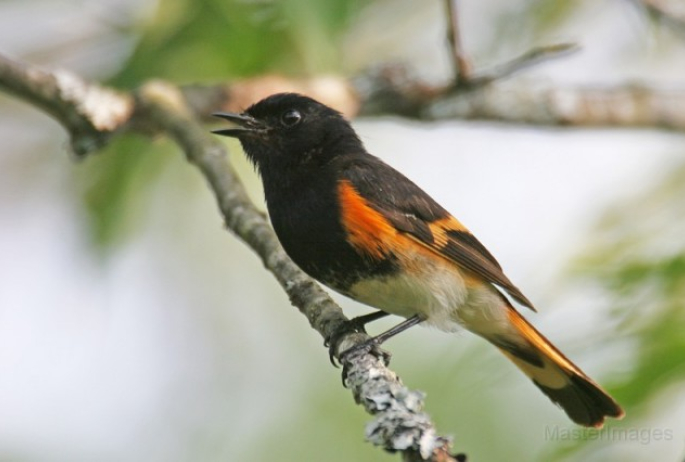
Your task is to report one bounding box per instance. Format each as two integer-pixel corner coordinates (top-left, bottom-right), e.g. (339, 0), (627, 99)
(611, 303), (685, 408)
(77, 135), (171, 247)
(110, 0), (370, 87)
(552, 160), (685, 459)
(525, 0), (580, 34)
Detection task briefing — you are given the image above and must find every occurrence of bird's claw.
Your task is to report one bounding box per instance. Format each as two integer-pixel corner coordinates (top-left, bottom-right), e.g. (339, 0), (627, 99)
(340, 338), (391, 366)
(325, 318), (370, 367)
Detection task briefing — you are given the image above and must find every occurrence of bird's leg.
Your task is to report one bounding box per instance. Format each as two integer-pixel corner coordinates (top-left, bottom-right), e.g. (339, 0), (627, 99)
(326, 310), (390, 365)
(350, 310), (391, 329)
(338, 315), (424, 373)
(364, 314), (424, 346)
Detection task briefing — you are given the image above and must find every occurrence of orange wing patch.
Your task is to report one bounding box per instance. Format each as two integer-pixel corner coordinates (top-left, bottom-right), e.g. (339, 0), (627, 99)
(427, 216), (468, 245)
(338, 180), (397, 259)
(403, 213), (535, 310)
(337, 180), (532, 310)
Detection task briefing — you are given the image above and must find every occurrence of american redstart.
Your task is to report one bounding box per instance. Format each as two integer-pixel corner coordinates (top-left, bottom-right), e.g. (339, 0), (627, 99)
(212, 92), (624, 428)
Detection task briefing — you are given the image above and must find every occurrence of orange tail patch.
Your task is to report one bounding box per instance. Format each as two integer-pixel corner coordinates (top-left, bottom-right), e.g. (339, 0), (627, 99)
(493, 308), (624, 428)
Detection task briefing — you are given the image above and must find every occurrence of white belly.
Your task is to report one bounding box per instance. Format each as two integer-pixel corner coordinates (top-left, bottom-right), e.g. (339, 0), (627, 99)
(347, 252), (511, 335)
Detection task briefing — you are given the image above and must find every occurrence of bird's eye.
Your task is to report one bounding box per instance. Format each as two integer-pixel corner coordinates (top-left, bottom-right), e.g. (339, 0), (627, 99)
(280, 109), (302, 127)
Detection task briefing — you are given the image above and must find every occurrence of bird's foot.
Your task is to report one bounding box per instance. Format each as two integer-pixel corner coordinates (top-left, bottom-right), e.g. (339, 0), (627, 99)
(325, 317), (372, 366)
(340, 337), (392, 365)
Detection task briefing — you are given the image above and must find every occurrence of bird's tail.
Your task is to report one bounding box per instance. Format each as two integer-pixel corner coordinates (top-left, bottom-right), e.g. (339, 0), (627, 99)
(486, 306), (624, 428)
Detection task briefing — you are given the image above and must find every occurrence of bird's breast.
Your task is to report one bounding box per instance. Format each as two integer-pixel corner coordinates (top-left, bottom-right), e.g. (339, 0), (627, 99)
(264, 178), (397, 290)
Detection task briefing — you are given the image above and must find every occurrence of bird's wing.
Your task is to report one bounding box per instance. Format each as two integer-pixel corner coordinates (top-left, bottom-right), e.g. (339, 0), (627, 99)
(340, 155), (535, 311)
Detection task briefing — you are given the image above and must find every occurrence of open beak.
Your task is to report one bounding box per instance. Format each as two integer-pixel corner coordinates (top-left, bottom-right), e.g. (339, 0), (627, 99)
(212, 112), (265, 137)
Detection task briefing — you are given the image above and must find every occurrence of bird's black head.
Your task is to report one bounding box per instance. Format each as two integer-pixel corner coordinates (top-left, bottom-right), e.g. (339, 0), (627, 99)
(212, 93), (363, 175)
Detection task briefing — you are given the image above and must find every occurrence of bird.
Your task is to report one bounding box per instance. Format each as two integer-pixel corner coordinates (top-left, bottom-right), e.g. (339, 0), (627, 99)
(212, 92), (624, 428)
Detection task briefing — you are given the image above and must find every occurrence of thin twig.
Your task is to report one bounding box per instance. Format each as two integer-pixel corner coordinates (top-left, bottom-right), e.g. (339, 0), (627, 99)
(468, 42), (579, 87)
(442, 0), (578, 91)
(444, 0), (472, 85)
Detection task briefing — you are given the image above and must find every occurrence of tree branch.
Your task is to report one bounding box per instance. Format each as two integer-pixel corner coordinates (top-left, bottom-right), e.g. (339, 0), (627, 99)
(171, 65), (685, 132)
(348, 65), (685, 131)
(0, 54), (132, 157)
(0, 54), (460, 461)
(420, 79), (685, 129)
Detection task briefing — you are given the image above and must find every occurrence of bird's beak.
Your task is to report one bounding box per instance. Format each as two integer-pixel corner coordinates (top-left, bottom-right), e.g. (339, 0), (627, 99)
(211, 112), (265, 137)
